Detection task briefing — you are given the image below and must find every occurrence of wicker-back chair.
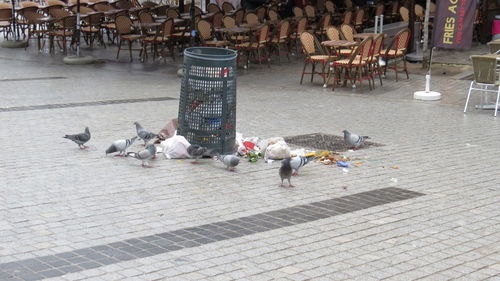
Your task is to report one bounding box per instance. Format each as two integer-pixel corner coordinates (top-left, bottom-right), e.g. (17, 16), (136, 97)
(299, 32), (334, 85)
(235, 24), (270, 69)
(353, 8), (364, 31)
(269, 19), (290, 62)
(464, 55), (500, 116)
(325, 26), (340, 41)
(150, 4), (168, 16)
(316, 0), (325, 13)
(0, 7), (12, 39)
(166, 7), (180, 19)
(304, 5), (315, 22)
(114, 0), (132, 10)
(48, 15), (76, 54)
(380, 28), (410, 81)
(399, 6), (409, 22)
(386, 1), (399, 22)
(233, 8), (245, 25)
(139, 11), (154, 23)
(256, 6), (266, 22)
(340, 23), (355, 41)
(196, 19), (229, 47)
(268, 9), (279, 22)
(325, 1), (335, 14)
(329, 37), (372, 90)
(49, 8), (71, 19)
(207, 3), (220, 13)
(368, 33), (384, 86)
(414, 4), (424, 22)
(315, 14), (330, 40)
(222, 2), (235, 14)
(115, 14), (145, 61)
(293, 6), (303, 18)
(223, 15), (235, 28)
(82, 11), (104, 48)
(245, 12), (259, 25)
(289, 17), (307, 56)
(212, 11), (224, 28)
(344, 0), (353, 10)
(342, 10), (352, 25)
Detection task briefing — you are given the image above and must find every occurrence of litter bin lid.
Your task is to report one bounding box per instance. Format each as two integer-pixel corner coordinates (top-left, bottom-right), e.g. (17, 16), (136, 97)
(184, 47), (237, 62)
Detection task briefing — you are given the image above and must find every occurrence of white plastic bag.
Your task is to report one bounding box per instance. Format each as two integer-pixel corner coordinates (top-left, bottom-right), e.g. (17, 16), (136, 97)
(160, 135), (191, 159)
(265, 140), (291, 160)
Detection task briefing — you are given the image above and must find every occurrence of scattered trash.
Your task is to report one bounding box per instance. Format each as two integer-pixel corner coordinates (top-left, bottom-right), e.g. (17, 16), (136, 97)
(337, 161), (349, 168)
(265, 140), (291, 160)
(342, 168), (349, 173)
(353, 161), (363, 166)
(160, 135), (191, 159)
(390, 178), (398, 183)
(390, 166), (400, 169)
(342, 186), (348, 190)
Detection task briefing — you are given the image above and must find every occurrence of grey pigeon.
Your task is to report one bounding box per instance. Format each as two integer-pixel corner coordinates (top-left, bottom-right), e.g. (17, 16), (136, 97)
(290, 155), (315, 176)
(187, 144), (210, 164)
(279, 158), (294, 187)
(134, 122), (158, 145)
(106, 136), (138, 156)
(343, 130), (369, 150)
(217, 154), (240, 171)
(63, 127), (91, 149)
(127, 144), (157, 168)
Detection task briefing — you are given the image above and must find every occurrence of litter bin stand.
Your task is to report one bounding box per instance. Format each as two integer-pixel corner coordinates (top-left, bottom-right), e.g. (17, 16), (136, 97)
(177, 47), (238, 154)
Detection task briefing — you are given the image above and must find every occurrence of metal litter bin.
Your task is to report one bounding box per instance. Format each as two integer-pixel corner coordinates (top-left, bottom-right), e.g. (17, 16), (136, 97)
(177, 47), (237, 154)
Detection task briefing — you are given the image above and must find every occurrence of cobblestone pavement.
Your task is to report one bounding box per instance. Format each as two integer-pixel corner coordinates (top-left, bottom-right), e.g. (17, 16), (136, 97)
(0, 42), (499, 281)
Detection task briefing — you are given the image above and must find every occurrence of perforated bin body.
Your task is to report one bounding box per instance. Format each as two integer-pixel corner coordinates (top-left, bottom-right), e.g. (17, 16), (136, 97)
(177, 47), (237, 154)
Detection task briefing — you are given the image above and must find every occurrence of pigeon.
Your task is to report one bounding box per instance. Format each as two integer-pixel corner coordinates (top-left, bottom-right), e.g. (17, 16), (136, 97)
(126, 144), (157, 168)
(343, 130), (369, 150)
(290, 155), (315, 176)
(216, 154), (240, 171)
(187, 144), (210, 164)
(63, 127), (91, 149)
(279, 158), (294, 187)
(134, 122), (158, 145)
(105, 136), (138, 156)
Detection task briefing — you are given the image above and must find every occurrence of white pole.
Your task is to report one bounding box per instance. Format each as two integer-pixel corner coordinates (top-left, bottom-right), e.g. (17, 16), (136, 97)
(379, 14), (383, 34)
(374, 15), (378, 33)
(423, 0), (430, 52)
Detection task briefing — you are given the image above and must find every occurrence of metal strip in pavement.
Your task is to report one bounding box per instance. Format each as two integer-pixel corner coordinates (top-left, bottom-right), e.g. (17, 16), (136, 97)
(0, 187), (424, 281)
(0, 77), (67, 82)
(0, 97), (177, 112)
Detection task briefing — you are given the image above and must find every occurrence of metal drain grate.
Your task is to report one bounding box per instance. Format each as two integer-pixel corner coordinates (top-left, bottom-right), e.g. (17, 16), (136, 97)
(284, 133), (383, 152)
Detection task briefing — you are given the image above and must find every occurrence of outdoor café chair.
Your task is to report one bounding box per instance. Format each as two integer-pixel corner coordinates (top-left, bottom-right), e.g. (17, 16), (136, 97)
(234, 24), (270, 69)
(82, 11), (105, 48)
(48, 15), (77, 54)
(367, 33), (384, 87)
(289, 17), (307, 57)
(233, 8), (245, 25)
(0, 7), (12, 39)
(207, 3), (221, 14)
(196, 19), (230, 48)
(464, 55), (500, 117)
(222, 2), (235, 14)
(325, 26), (340, 41)
(115, 14), (145, 61)
(268, 19), (290, 63)
(299, 31), (335, 85)
(141, 18), (174, 61)
(379, 27), (410, 81)
(256, 6), (266, 23)
(245, 12), (259, 25)
(328, 36), (372, 91)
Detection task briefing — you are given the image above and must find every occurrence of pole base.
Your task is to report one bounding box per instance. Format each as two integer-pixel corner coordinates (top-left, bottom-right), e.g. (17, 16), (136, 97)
(406, 52), (424, 62)
(414, 90), (441, 101)
(63, 55), (96, 65)
(1, 40), (28, 48)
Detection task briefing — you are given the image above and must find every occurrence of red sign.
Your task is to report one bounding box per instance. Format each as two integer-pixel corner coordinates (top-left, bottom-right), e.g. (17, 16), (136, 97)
(432, 0), (477, 50)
